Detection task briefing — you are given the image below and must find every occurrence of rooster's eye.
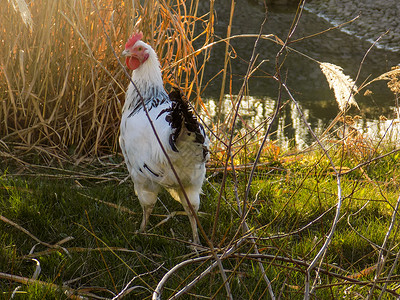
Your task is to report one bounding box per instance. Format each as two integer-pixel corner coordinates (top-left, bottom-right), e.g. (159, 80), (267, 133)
(137, 47), (143, 51)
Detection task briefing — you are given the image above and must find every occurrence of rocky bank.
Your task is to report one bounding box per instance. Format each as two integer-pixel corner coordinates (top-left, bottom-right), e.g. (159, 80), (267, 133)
(304, 0), (400, 52)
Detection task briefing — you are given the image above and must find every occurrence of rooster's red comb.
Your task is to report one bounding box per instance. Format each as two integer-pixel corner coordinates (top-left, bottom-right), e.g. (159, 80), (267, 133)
(125, 31), (143, 49)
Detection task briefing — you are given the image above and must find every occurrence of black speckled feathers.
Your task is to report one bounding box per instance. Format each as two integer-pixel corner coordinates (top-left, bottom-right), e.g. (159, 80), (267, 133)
(157, 89), (206, 154)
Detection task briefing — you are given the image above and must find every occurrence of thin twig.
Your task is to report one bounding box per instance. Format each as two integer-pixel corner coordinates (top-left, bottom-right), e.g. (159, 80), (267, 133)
(278, 83), (343, 299)
(212, 6), (277, 299)
(152, 256), (213, 300)
(113, 264), (164, 299)
(368, 193), (400, 299)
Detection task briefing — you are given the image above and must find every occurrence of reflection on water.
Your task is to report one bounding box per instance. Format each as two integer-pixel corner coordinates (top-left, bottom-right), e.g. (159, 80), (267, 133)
(203, 95), (400, 150)
(199, 0), (400, 148)
(353, 118), (400, 147)
(203, 94), (311, 149)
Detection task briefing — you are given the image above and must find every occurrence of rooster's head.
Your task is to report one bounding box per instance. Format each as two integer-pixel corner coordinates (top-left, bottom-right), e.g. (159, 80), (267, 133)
(122, 32), (151, 70)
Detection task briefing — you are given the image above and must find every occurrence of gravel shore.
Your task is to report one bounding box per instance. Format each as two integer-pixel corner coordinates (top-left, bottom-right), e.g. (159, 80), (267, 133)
(304, 0), (400, 52)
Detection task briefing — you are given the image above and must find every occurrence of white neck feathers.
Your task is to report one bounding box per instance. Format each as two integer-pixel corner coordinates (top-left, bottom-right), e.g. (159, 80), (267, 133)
(123, 45), (166, 112)
(132, 45), (163, 89)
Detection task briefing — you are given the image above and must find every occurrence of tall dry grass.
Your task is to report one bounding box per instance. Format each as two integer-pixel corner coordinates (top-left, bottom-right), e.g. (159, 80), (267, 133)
(0, 0), (213, 162)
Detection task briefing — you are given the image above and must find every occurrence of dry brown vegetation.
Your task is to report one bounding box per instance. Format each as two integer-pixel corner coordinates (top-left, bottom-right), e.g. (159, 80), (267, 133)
(0, 0), (214, 163)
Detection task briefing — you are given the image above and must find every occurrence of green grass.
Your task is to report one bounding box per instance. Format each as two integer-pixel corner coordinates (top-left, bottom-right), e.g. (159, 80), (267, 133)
(1, 148), (400, 299)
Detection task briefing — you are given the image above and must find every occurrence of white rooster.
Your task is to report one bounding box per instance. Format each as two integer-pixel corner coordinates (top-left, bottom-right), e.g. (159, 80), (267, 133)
(119, 32), (209, 245)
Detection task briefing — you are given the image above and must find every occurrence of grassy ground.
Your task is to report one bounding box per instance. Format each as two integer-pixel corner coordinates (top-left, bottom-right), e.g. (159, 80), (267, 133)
(1, 145), (400, 299)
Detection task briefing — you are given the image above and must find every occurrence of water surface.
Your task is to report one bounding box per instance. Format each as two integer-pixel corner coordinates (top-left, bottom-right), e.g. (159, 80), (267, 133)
(199, 1), (400, 148)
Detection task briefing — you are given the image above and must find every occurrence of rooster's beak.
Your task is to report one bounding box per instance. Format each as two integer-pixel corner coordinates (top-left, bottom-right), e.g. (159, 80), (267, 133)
(122, 49), (131, 56)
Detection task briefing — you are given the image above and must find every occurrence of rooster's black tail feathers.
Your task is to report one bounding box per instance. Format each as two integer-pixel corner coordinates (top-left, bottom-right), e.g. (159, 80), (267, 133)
(157, 88), (206, 152)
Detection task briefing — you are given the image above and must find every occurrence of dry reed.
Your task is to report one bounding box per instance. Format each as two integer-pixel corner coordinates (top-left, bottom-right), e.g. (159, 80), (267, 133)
(0, 0), (213, 162)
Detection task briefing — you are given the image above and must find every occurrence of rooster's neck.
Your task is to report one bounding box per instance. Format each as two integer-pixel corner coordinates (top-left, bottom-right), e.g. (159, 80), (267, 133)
(123, 55), (167, 113)
(131, 55), (164, 90)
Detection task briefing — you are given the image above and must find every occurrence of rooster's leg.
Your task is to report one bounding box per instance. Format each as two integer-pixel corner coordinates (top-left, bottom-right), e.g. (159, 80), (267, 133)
(180, 190), (201, 245)
(136, 188), (159, 233)
(139, 203), (155, 233)
(187, 209), (200, 245)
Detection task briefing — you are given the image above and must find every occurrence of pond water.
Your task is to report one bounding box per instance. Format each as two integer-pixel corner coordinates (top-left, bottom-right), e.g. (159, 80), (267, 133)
(199, 1), (400, 149)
